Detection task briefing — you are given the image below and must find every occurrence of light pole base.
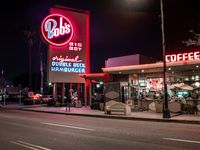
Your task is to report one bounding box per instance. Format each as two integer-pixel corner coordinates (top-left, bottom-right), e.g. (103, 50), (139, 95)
(163, 109), (171, 118)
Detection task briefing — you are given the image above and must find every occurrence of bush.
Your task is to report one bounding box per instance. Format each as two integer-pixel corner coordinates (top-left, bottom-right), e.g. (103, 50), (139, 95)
(23, 98), (34, 105)
(47, 99), (56, 106)
(181, 104), (197, 114)
(90, 102), (100, 110)
(55, 102), (61, 107)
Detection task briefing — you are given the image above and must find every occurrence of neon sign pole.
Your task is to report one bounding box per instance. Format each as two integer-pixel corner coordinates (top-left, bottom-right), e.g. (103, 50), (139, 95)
(160, 0), (170, 118)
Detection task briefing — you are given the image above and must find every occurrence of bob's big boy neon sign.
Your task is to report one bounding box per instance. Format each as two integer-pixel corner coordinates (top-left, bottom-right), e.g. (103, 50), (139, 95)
(41, 14), (74, 46)
(165, 51), (200, 62)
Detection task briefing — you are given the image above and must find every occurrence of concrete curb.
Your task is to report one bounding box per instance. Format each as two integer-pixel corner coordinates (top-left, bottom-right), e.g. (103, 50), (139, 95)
(0, 104), (47, 110)
(20, 108), (200, 125)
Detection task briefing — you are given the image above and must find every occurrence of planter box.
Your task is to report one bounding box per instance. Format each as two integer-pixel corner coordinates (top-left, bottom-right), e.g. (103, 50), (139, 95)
(75, 101), (82, 108)
(149, 101), (163, 113)
(168, 102), (181, 113)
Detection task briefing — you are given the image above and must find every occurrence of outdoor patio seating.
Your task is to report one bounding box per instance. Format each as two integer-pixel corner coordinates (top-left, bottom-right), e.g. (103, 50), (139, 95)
(105, 100), (131, 115)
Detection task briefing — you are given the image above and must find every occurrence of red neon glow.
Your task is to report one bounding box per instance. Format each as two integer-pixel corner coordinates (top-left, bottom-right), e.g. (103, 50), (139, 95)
(149, 80), (159, 85)
(166, 51), (200, 62)
(52, 55), (82, 62)
(86, 11), (90, 74)
(41, 14), (74, 46)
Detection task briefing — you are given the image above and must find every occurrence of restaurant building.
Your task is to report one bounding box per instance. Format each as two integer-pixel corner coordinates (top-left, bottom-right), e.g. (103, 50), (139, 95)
(81, 50), (200, 111)
(41, 6), (200, 111)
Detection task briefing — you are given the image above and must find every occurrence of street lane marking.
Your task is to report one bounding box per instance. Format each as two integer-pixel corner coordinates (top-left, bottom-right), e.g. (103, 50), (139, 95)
(162, 138), (200, 144)
(40, 122), (95, 131)
(11, 141), (39, 150)
(10, 140), (52, 150)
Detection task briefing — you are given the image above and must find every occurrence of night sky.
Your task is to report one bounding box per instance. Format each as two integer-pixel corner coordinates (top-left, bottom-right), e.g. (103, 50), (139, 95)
(0, 0), (200, 82)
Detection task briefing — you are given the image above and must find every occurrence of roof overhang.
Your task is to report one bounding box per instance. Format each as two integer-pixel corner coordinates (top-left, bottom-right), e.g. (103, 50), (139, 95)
(102, 60), (200, 74)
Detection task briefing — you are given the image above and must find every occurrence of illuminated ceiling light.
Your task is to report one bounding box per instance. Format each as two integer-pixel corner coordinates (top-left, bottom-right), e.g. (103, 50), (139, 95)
(141, 70), (144, 73)
(119, 72), (122, 74)
(96, 84), (100, 88)
(195, 82), (200, 87)
(195, 76), (199, 81)
(168, 68), (171, 71)
(99, 81), (103, 85)
(196, 65), (199, 68)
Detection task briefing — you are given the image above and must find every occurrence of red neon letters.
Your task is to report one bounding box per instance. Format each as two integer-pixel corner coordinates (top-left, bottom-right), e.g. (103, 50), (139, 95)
(165, 51), (200, 62)
(41, 14), (74, 46)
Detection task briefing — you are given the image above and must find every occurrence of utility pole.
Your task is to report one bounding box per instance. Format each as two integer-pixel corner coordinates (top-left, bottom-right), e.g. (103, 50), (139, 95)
(29, 39), (33, 91)
(160, 0), (170, 118)
(39, 41), (44, 95)
(24, 30), (34, 91)
(19, 84), (22, 104)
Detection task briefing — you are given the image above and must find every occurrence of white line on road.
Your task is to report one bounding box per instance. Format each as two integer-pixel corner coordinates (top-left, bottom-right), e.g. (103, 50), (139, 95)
(162, 138), (200, 144)
(11, 141), (39, 150)
(10, 140), (52, 150)
(40, 122), (95, 131)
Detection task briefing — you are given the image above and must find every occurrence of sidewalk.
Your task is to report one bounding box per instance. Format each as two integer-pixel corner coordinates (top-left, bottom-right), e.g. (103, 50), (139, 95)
(1, 104), (200, 124)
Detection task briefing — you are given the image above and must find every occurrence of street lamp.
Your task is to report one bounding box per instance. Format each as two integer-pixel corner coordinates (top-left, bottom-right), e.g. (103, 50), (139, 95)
(123, 0), (170, 118)
(160, 0), (170, 118)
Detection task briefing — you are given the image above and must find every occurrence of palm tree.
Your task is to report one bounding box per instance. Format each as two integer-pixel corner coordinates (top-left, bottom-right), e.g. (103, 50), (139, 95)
(24, 29), (35, 91)
(182, 25), (200, 46)
(0, 69), (5, 90)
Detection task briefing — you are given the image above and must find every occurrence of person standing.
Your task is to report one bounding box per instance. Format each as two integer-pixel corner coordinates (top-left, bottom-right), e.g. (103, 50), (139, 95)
(66, 89), (73, 112)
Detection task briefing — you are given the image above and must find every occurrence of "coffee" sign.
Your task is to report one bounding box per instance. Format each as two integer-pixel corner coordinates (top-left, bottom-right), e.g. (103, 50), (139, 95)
(41, 14), (74, 46)
(165, 51), (200, 62)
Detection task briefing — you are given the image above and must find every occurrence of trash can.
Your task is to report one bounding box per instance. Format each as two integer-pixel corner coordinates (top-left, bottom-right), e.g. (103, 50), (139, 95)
(100, 103), (104, 111)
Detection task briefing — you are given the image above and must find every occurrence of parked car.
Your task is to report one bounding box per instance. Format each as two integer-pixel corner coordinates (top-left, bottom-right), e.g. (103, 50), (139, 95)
(23, 95), (42, 105)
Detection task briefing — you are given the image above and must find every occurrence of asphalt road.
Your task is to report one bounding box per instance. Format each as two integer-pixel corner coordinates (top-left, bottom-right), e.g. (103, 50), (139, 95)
(0, 108), (200, 150)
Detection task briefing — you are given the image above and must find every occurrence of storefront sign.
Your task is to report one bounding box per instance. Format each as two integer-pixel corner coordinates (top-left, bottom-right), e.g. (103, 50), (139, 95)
(41, 14), (74, 46)
(165, 51), (200, 62)
(51, 55), (85, 73)
(41, 7), (90, 83)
